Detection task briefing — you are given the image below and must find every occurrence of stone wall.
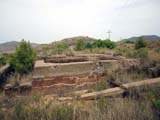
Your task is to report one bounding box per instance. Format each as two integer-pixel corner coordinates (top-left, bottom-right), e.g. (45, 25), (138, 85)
(4, 71), (105, 95)
(30, 73), (105, 95)
(45, 56), (89, 63)
(4, 83), (32, 96)
(32, 73), (104, 87)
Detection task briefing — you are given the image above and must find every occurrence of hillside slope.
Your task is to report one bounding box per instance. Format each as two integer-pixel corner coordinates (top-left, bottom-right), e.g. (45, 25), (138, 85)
(0, 41), (39, 53)
(125, 35), (160, 41)
(52, 36), (97, 46)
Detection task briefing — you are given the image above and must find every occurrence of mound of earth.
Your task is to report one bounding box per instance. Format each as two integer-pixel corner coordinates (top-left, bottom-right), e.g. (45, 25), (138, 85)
(52, 36), (97, 46)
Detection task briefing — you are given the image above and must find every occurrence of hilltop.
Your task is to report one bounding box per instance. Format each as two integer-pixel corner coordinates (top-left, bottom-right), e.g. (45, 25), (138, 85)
(52, 36), (97, 46)
(125, 35), (160, 41)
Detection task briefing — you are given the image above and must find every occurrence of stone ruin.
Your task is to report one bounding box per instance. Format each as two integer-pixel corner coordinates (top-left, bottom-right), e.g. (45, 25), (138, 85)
(44, 54), (120, 63)
(44, 56), (89, 63)
(4, 54), (144, 96)
(4, 70), (106, 96)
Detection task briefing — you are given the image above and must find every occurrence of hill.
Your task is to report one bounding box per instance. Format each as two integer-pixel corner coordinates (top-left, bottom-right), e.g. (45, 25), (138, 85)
(52, 36), (97, 46)
(0, 41), (39, 53)
(125, 35), (160, 41)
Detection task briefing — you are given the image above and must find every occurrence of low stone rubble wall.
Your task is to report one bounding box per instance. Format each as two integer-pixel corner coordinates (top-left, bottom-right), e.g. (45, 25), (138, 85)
(32, 84), (76, 95)
(45, 56), (89, 63)
(44, 54), (122, 63)
(4, 71), (105, 95)
(32, 72), (104, 87)
(32, 76), (76, 87)
(4, 83), (32, 96)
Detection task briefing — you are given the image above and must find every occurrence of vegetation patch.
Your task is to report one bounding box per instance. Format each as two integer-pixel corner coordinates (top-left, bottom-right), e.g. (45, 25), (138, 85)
(75, 39), (116, 51)
(9, 39), (36, 74)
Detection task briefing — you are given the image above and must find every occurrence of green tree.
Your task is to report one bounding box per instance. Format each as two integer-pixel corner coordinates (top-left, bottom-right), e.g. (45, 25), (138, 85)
(84, 42), (93, 49)
(74, 39), (85, 50)
(0, 54), (6, 67)
(104, 39), (116, 49)
(92, 39), (115, 49)
(10, 39), (36, 74)
(52, 42), (69, 54)
(135, 37), (146, 49)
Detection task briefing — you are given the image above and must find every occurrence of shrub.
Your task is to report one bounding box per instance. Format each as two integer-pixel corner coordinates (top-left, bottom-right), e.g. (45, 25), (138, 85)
(92, 39), (115, 49)
(156, 48), (160, 54)
(75, 39), (115, 51)
(0, 54), (6, 67)
(125, 48), (148, 59)
(74, 39), (85, 50)
(84, 42), (93, 49)
(104, 39), (116, 49)
(51, 105), (73, 120)
(93, 80), (107, 91)
(153, 100), (160, 110)
(147, 87), (160, 112)
(51, 42), (69, 54)
(9, 39), (36, 74)
(134, 48), (148, 58)
(135, 37), (146, 49)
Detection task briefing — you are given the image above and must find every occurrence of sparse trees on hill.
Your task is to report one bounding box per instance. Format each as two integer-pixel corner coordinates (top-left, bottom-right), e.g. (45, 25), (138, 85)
(9, 39), (36, 74)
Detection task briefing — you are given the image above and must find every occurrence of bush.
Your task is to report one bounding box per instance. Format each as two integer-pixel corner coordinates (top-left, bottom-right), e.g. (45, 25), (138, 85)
(84, 42), (93, 49)
(92, 39), (115, 49)
(74, 39), (115, 51)
(0, 54), (6, 67)
(134, 48), (148, 58)
(147, 87), (160, 112)
(9, 39), (36, 74)
(74, 40), (85, 50)
(51, 42), (69, 54)
(135, 37), (146, 49)
(153, 100), (160, 110)
(156, 48), (160, 54)
(51, 105), (73, 120)
(124, 48), (148, 59)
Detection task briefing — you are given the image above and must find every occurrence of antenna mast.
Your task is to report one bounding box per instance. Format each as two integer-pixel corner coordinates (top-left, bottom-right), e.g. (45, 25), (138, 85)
(107, 30), (112, 40)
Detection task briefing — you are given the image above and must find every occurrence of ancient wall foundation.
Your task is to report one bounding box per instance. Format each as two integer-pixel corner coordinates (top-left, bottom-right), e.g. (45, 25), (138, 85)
(4, 71), (105, 95)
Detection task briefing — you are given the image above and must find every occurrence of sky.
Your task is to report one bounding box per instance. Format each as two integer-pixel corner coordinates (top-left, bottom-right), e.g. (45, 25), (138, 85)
(0, 0), (160, 43)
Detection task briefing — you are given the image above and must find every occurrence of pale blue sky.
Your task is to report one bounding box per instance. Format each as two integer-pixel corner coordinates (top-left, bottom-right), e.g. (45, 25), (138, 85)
(0, 0), (160, 43)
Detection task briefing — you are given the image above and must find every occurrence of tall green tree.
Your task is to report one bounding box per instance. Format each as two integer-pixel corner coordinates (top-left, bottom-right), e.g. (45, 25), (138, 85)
(10, 39), (36, 74)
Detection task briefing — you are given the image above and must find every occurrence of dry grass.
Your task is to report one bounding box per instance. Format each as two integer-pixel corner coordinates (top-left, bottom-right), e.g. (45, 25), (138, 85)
(0, 95), (158, 120)
(148, 50), (160, 63)
(6, 72), (33, 86)
(75, 48), (114, 55)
